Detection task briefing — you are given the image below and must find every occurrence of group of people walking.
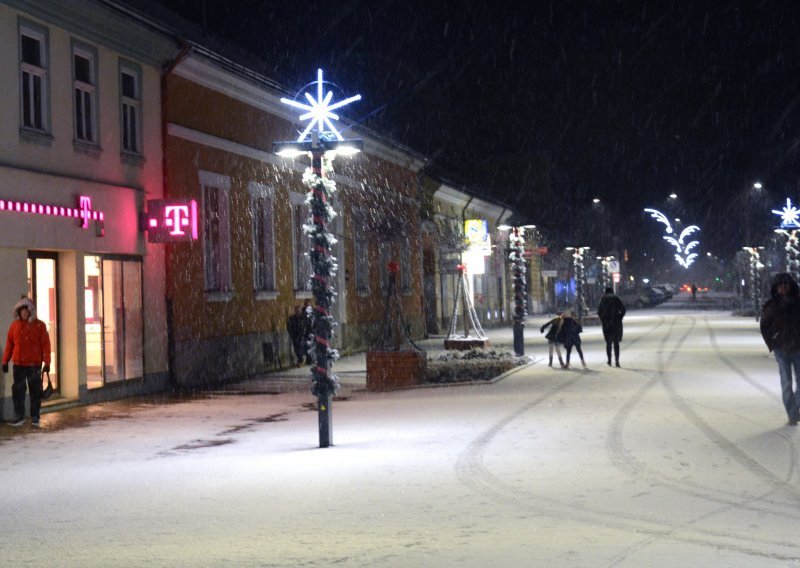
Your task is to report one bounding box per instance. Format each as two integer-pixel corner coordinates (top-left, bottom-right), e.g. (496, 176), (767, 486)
(540, 287), (627, 369)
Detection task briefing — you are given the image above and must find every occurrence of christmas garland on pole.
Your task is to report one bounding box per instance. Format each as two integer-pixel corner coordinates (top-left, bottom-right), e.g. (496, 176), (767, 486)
(302, 162), (340, 398)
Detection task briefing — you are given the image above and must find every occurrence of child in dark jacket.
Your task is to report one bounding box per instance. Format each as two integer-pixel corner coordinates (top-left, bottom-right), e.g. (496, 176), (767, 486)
(540, 313), (565, 367)
(557, 310), (585, 368)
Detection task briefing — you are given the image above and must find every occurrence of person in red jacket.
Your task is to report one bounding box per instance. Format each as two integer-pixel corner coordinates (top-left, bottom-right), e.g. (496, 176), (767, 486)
(2, 297), (51, 427)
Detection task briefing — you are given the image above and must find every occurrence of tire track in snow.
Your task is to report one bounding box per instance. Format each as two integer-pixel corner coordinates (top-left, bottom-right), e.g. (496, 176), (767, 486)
(605, 314), (800, 566)
(455, 314), (800, 564)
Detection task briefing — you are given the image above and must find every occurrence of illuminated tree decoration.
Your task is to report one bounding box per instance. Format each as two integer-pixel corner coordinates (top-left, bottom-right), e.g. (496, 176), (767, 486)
(644, 207), (701, 268)
(280, 69), (362, 143)
(509, 229), (527, 323)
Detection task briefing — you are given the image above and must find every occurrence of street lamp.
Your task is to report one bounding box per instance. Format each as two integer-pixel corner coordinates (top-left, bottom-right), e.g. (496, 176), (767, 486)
(274, 69), (362, 448)
(566, 246), (589, 320)
(499, 224), (535, 356)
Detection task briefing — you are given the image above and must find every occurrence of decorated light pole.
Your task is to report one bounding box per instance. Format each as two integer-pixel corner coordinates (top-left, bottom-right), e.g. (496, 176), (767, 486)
(742, 246), (764, 319)
(274, 69), (362, 448)
(509, 227), (527, 355)
(772, 198), (800, 281)
(566, 246), (589, 320)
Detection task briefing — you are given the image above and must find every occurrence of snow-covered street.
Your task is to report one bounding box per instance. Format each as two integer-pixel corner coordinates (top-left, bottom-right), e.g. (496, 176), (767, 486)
(1, 310), (799, 567)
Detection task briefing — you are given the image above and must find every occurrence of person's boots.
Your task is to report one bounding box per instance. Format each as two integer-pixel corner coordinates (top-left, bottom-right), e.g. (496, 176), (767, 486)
(548, 357), (553, 367)
(615, 360), (621, 368)
(559, 357), (565, 368)
(581, 358), (587, 367)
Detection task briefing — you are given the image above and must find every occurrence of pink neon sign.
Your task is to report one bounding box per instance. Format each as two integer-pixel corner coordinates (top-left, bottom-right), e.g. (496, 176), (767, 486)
(144, 199), (198, 243)
(0, 195), (105, 235)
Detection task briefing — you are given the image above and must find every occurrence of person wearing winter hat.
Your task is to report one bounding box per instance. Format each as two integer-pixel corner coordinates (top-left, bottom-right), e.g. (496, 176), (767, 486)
(2, 297), (51, 427)
(760, 273), (800, 426)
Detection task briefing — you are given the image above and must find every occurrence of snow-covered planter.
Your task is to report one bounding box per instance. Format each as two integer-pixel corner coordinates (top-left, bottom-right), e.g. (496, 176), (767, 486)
(425, 349), (527, 384)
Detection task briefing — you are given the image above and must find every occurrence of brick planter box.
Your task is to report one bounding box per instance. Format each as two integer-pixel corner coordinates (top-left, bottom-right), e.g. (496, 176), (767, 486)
(367, 350), (427, 391)
(444, 338), (490, 350)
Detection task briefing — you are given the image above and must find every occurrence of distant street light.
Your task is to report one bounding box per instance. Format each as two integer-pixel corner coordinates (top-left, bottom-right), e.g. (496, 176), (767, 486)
(274, 69), (362, 448)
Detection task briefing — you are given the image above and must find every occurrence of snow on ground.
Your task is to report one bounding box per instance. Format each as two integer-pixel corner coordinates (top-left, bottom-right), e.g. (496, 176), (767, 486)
(1, 307), (799, 567)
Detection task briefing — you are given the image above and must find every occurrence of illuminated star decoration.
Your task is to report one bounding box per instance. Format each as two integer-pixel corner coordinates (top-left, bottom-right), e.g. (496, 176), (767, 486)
(644, 207), (701, 268)
(280, 69), (361, 143)
(772, 198), (800, 229)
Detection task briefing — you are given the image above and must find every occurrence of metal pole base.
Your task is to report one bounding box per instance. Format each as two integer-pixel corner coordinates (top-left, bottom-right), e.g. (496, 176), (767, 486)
(512, 321), (525, 357)
(318, 393), (333, 448)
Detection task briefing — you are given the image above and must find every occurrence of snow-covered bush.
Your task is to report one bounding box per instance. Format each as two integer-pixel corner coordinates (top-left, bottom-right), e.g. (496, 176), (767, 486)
(426, 349), (527, 384)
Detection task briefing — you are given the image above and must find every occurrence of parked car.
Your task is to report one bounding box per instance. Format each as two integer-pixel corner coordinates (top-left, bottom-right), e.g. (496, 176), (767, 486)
(617, 288), (652, 308)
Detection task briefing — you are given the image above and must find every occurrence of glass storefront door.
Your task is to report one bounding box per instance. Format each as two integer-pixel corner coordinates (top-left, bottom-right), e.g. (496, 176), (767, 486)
(84, 256), (143, 389)
(27, 253), (58, 392)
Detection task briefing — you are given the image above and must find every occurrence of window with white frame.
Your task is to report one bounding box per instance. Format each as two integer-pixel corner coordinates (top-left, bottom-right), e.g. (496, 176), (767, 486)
(19, 21), (48, 131)
(290, 192), (312, 292)
(249, 182), (276, 295)
(119, 61), (141, 154)
(353, 221), (369, 294)
(72, 42), (98, 144)
(400, 238), (412, 293)
(200, 171), (232, 295)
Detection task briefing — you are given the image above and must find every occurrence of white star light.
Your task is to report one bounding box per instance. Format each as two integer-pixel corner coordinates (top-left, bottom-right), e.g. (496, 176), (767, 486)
(280, 69), (361, 143)
(773, 198), (800, 228)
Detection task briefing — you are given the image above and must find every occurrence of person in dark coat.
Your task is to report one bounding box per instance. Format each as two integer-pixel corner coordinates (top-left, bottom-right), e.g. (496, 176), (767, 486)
(557, 310), (585, 368)
(540, 312), (565, 368)
(760, 272), (800, 425)
(302, 299), (314, 364)
(286, 306), (307, 368)
(597, 287), (626, 367)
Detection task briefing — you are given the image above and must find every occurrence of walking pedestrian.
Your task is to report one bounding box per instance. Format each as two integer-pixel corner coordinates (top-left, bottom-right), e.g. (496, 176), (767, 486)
(760, 272), (800, 426)
(540, 312), (565, 368)
(597, 287), (626, 367)
(2, 297), (51, 427)
(557, 310), (585, 368)
(286, 306), (307, 367)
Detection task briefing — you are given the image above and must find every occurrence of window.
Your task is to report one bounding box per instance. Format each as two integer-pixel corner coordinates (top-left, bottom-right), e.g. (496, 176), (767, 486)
(290, 191), (312, 293)
(249, 182), (276, 296)
(119, 61), (141, 154)
(84, 256), (143, 389)
(19, 21), (48, 131)
(200, 171), (232, 297)
(354, 221), (369, 294)
(72, 42), (98, 144)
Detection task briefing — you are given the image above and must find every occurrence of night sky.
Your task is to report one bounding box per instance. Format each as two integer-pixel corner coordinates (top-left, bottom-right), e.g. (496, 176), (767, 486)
(150, 0), (800, 257)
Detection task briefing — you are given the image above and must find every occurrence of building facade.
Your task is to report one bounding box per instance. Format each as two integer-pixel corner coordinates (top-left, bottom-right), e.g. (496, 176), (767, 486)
(0, 0), (176, 418)
(162, 52), (427, 386)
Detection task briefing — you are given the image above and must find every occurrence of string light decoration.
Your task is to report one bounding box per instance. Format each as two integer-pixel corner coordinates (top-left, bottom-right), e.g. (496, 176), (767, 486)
(644, 208), (701, 268)
(742, 247), (764, 318)
(773, 198), (800, 279)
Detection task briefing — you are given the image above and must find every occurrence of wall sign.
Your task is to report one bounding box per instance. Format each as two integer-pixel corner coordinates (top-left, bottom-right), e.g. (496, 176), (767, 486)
(144, 199), (198, 242)
(0, 195), (105, 236)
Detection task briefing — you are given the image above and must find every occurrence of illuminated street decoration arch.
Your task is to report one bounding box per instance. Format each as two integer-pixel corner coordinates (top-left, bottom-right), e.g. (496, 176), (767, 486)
(280, 69), (362, 143)
(644, 207), (700, 268)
